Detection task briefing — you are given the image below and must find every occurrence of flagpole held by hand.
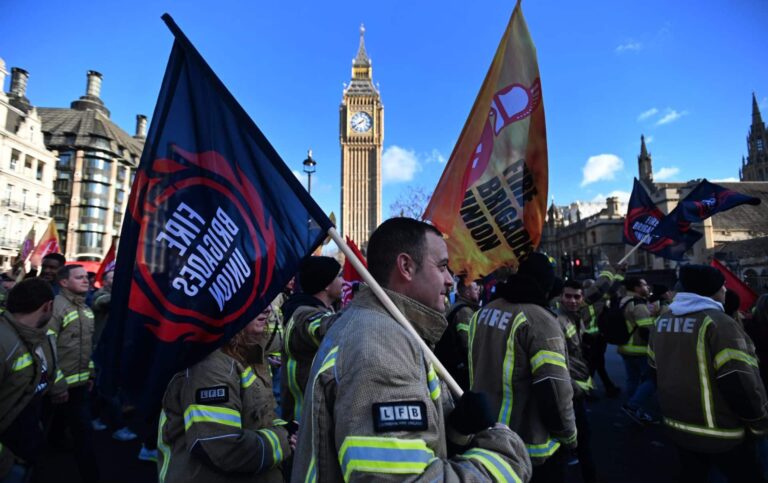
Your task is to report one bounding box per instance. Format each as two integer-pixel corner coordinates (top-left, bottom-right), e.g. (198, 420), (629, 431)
(618, 234), (651, 265)
(327, 227), (464, 399)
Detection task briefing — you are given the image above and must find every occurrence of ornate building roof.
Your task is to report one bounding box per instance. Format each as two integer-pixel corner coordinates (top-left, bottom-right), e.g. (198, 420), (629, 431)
(344, 24), (378, 97)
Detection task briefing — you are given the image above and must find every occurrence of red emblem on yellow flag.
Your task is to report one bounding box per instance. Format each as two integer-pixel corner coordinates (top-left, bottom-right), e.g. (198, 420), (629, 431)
(423, 0), (548, 280)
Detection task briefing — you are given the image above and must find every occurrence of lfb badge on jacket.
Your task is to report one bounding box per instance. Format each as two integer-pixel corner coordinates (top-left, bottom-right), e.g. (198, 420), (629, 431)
(372, 401), (428, 432)
(128, 146), (277, 344)
(196, 386), (229, 404)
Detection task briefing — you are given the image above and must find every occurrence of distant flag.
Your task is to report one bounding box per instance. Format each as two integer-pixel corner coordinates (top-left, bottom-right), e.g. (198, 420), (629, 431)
(655, 179), (761, 236)
(96, 14), (334, 412)
(423, 0), (548, 280)
(624, 178), (702, 261)
(94, 240), (116, 288)
(18, 227), (36, 261)
(710, 258), (757, 313)
(341, 236), (367, 307)
(29, 220), (60, 266)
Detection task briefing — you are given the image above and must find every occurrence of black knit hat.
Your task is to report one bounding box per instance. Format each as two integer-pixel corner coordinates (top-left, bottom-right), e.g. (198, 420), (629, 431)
(679, 265), (725, 297)
(299, 256), (341, 295)
(517, 253), (556, 296)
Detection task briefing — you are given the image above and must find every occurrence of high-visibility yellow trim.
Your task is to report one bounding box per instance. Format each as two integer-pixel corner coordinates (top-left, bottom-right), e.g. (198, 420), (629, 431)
(241, 367), (256, 389)
(663, 417), (744, 439)
(565, 323), (577, 339)
(576, 377), (594, 391)
(468, 311), (480, 388)
(464, 447), (521, 482)
(530, 350), (567, 373)
(157, 410), (171, 483)
(183, 404), (242, 431)
(46, 328), (57, 336)
(258, 428), (283, 465)
(317, 346), (339, 375)
(647, 346), (656, 362)
(526, 437), (562, 458)
(305, 456), (317, 483)
(88, 360), (95, 369)
(635, 317), (654, 327)
(618, 344), (648, 356)
(698, 317), (716, 428)
(12, 352), (33, 372)
(713, 348), (758, 370)
(499, 313), (527, 425)
(456, 323), (469, 333)
(55, 369), (65, 383)
(598, 271), (614, 280)
(427, 363), (441, 401)
(62, 311), (79, 328)
(338, 436), (435, 481)
(65, 372), (90, 384)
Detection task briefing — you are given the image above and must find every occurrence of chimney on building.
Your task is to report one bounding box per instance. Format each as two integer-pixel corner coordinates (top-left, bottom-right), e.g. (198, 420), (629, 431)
(71, 70), (110, 117)
(606, 196), (620, 217)
(8, 67), (31, 112)
(135, 114), (147, 139)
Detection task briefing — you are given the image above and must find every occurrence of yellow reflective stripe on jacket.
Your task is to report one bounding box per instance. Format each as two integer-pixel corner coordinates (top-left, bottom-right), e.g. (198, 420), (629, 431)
(456, 323), (469, 333)
(584, 305), (599, 334)
(635, 317), (654, 327)
(647, 346), (656, 362)
(88, 360), (95, 370)
(307, 316), (323, 346)
(12, 352), (33, 372)
(530, 350), (567, 373)
(55, 369), (65, 383)
(663, 417), (745, 439)
(467, 311), (480, 388)
(526, 437), (561, 458)
(618, 344), (648, 356)
(157, 410), (171, 483)
(499, 313), (527, 425)
(427, 363), (441, 401)
(285, 357), (302, 421)
(713, 348), (758, 370)
(65, 372), (91, 384)
(575, 376), (594, 391)
(317, 346), (339, 375)
(598, 271), (614, 280)
(338, 436), (436, 481)
(46, 328), (57, 336)
(241, 367), (256, 388)
(258, 428), (283, 465)
(305, 456), (317, 483)
(62, 311), (79, 328)
(463, 447), (521, 482)
(565, 323), (577, 339)
(697, 317), (716, 428)
(183, 404), (242, 430)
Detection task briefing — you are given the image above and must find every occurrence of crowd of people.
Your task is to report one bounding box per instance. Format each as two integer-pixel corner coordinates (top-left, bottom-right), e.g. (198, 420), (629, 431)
(1, 217), (768, 482)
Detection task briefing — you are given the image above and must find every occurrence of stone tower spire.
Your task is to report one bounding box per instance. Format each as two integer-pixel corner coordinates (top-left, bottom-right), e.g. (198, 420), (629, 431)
(753, 92), (764, 126)
(741, 92), (768, 181)
(638, 134), (653, 183)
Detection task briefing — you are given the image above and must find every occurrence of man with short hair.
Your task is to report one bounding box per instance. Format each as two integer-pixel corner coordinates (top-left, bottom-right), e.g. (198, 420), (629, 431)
(47, 264), (99, 482)
(470, 253), (576, 482)
(0, 278), (59, 480)
(650, 265), (768, 481)
(281, 256), (343, 423)
(435, 276), (480, 390)
(39, 253), (66, 289)
(292, 217), (532, 482)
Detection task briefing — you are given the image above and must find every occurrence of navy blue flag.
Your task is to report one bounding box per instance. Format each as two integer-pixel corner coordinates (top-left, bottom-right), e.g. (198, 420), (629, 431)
(655, 179), (761, 235)
(623, 178), (702, 261)
(96, 14), (333, 412)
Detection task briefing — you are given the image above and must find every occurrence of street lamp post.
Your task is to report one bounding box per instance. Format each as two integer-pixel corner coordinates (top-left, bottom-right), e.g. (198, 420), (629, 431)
(303, 149), (317, 195)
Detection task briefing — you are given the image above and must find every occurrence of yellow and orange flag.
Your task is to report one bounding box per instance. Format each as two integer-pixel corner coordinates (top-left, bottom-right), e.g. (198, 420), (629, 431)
(423, 0), (547, 280)
(29, 219), (61, 266)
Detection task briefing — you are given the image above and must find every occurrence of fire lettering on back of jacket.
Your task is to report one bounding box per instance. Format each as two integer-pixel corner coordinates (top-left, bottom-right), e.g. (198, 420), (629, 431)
(656, 317), (696, 334)
(476, 308), (514, 331)
(156, 202), (252, 311)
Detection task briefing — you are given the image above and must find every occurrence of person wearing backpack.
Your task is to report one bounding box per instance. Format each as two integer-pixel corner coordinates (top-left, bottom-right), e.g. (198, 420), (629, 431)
(434, 276), (480, 391)
(618, 277), (659, 425)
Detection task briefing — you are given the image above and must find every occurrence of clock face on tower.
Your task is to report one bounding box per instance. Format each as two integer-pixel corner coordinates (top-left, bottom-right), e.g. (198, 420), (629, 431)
(350, 111), (372, 133)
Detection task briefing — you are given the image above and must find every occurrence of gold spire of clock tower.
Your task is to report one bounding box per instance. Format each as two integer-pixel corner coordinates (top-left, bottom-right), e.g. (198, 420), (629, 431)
(340, 24), (383, 248)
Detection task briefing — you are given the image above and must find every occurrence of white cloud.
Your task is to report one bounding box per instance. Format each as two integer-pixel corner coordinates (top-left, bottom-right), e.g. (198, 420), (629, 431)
(637, 108), (658, 121)
(760, 97), (768, 110)
(654, 166), (680, 181)
(615, 41), (642, 53)
(656, 108), (687, 126)
(382, 146), (422, 184)
(591, 190), (631, 203)
(580, 154), (624, 187)
(645, 135), (654, 144)
(425, 148), (446, 164)
(712, 177), (739, 182)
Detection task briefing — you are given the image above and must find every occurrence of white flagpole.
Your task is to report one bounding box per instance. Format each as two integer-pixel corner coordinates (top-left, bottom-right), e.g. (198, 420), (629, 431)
(618, 234), (651, 265)
(327, 227), (464, 398)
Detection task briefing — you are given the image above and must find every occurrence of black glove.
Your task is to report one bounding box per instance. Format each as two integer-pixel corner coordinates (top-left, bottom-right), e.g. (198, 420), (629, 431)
(447, 390), (496, 435)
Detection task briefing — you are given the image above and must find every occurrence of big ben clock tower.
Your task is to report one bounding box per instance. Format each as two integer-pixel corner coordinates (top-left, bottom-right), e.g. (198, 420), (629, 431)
(340, 24), (383, 248)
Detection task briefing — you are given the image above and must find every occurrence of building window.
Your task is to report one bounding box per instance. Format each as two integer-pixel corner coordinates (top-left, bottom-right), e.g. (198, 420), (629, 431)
(78, 232), (104, 251)
(10, 150), (20, 171)
(757, 139), (764, 152)
(22, 189), (28, 210)
(6, 185), (13, 203)
(57, 152), (73, 169)
(591, 231), (597, 244)
(36, 162), (45, 181)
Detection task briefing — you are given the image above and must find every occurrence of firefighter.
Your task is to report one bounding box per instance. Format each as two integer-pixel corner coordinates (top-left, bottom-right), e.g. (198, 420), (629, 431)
(469, 252), (576, 482)
(434, 275), (480, 391)
(650, 264), (768, 481)
(292, 217), (532, 482)
(157, 305), (292, 482)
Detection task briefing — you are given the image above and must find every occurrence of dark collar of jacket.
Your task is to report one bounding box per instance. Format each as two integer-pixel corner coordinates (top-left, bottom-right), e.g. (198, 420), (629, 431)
(60, 288), (86, 307)
(282, 293), (328, 323)
(353, 286), (448, 346)
(1, 311), (47, 346)
(454, 295), (480, 311)
(557, 306), (582, 325)
(496, 273), (550, 309)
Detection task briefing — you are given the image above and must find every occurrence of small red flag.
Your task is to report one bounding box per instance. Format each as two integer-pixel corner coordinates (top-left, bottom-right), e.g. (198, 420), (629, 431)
(94, 241), (116, 288)
(341, 236), (367, 307)
(711, 258), (758, 313)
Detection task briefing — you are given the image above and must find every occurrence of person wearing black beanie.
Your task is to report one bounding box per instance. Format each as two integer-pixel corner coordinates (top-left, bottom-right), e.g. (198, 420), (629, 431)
(280, 256), (342, 423)
(649, 265), (768, 481)
(470, 252), (577, 480)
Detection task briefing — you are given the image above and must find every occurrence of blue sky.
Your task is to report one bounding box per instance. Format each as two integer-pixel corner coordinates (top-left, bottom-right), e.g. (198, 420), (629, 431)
(2, 0), (767, 218)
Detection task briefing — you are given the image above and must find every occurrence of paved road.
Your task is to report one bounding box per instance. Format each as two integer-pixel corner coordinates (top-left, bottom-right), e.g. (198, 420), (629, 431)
(34, 347), (679, 483)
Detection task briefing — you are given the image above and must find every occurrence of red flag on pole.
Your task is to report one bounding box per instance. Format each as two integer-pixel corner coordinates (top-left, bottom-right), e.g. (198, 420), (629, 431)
(711, 258), (758, 313)
(29, 219), (61, 266)
(95, 240), (117, 288)
(341, 236), (367, 307)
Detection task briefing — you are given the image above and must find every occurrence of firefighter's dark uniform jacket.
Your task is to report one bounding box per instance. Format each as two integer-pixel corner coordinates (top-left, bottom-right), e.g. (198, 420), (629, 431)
(582, 269), (624, 336)
(291, 286), (532, 482)
(48, 288), (94, 395)
(158, 347), (290, 482)
(0, 311), (60, 477)
(556, 308), (593, 399)
(449, 295), (479, 354)
(618, 292), (654, 356)
(281, 293), (337, 423)
(649, 292), (768, 453)
(469, 275), (577, 466)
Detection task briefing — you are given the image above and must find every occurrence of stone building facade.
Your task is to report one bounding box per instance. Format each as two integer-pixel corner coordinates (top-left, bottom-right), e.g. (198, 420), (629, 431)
(0, 59), (57, 269)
